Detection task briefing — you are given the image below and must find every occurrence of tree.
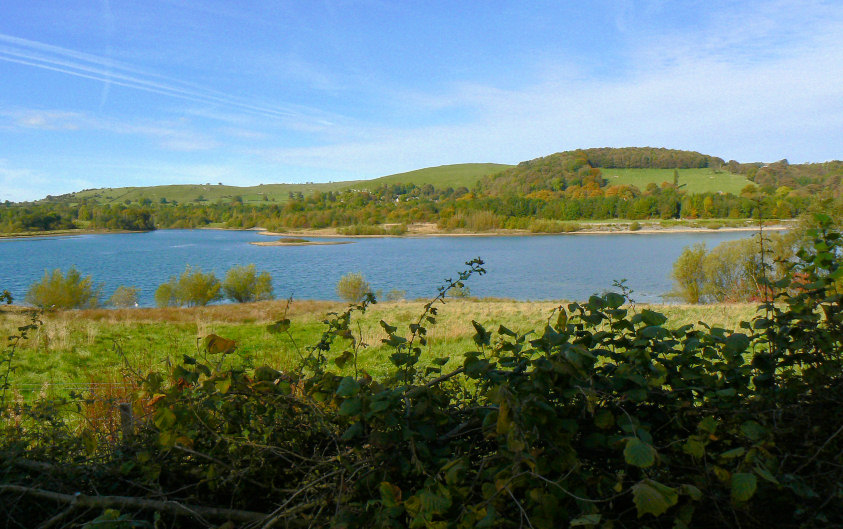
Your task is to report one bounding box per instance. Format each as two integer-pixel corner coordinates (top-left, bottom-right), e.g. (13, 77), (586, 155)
(155, 266), (222, 307)
(669, 243), (707, 303)
(108, 286), (139, 308)
(155, 277), (180, 308)
(702, 239), (762, 302)
(222, 264), (274, 303)
(25, 267), (101, 309)
(336, 272), (371, 303)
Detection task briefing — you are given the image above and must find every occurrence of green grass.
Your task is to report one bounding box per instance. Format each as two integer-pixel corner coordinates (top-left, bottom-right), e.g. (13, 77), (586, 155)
(2, 299), (760, 398)
(62, 164), (511, 206)
(604, 168), (752, 195)
(363, 163), (510, 190)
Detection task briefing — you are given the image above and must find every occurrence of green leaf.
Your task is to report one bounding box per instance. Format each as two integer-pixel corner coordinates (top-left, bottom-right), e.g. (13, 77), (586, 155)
(753, 464), (779, 485)
(719, 447), (745, 459)
(379, 320), (397, 334)
(472, 320), (491, 346)
(153, 408), (176, 430)
(605, 292), (625, 309)
(339, 397), (362, 416)
(380, 481), (402, 508)
(632, 479), (678, 517)
(266, 318), (290, 334)
(624, 437), (657, 468)
(594, 410), (615, 430)
(680, 484), (702, 501)
(214, 376), (231, 394)
(341, 421), (363, 440)
(334, 350), (354, 369)
(731, 473), (757, 502)
(641, 309), (667, 326)
(698, 416), (718, 434)
(740, 420), (767, 441)
(336, 376), (360, 397)
(682, 437), (705, 458)
(724, 333), (750, 353)
(569, 513), (602, 526)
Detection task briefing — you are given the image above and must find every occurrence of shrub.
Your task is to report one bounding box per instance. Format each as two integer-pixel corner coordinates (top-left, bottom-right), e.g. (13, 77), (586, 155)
(448, 282), (471, 298)
(25, 267), (101, 309)
(669, 243), (706, 303)
(337, 224), (407, 236)
(154, 282), (177, 308)
(629, 221), (641, 231)
(222, 264), (274, 303)
(384, 289), (406, 302)
(108, 286), (139, 308)
(155, 265), (222, 307)
(335, 272), (371, 303)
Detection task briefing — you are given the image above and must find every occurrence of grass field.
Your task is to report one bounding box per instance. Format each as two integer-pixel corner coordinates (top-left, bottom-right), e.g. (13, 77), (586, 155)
(1, 298), (760, 398)
(604, 167), (751, 194)
(63, 163), (511, 206)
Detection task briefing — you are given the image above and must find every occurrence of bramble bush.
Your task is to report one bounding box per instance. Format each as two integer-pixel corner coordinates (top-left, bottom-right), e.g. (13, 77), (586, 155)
(1, 216), (842, 527)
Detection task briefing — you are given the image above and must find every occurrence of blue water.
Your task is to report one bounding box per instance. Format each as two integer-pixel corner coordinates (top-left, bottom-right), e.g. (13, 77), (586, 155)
(0, 229), (755, 306)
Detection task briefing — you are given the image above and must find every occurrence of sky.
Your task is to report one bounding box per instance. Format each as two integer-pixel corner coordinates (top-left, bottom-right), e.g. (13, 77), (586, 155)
(1, 0), (842, 202)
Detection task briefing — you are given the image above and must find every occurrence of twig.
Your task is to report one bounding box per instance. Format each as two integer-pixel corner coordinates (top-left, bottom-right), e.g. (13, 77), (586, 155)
(794, 422), (843, 474)
(0, 485), (267, 522)
(405, 367), (465, 398)
(37, 502), (77, 529)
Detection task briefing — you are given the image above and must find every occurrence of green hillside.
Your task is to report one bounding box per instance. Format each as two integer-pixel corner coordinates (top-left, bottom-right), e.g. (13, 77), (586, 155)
(605, 167), (752, 194)
(62, 163), (510, 205)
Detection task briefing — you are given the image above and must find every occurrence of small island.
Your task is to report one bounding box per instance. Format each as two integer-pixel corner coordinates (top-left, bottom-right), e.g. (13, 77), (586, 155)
(250, 237), (353, 247)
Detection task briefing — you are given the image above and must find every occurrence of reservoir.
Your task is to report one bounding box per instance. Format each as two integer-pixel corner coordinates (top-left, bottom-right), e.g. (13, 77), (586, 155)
(0, 229), (757, 306)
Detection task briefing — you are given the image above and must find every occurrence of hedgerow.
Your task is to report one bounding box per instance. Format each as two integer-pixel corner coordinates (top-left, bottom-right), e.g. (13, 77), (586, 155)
(1, 216), (842, 528)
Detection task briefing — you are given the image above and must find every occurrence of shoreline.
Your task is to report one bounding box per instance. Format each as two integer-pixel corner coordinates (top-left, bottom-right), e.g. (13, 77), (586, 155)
(0, 221), (793, 241)
(258, 221), (793, 239)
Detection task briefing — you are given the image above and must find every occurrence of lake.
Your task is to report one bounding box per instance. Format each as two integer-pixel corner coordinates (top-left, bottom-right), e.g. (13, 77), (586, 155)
(0, 229), (757, 306)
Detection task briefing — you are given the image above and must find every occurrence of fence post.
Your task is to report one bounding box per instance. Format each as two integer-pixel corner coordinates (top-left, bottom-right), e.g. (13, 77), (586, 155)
(118, 402), (134, 441)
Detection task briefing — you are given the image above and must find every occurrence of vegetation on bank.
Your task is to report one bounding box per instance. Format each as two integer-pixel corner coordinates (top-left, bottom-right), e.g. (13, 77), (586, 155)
(2, 148), (841, 236)
(1, 217), (842, 527)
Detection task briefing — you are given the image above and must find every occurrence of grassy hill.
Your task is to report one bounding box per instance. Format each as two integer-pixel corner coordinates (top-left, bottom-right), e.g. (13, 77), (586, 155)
(605, 167), (752, 194)
(62, 163), (511, 206)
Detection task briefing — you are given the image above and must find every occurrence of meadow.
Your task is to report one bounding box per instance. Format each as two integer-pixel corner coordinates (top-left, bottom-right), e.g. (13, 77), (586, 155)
(605, 167), (752, 194)
(1, 298), (758, 396)
(64, 163), (511, 206)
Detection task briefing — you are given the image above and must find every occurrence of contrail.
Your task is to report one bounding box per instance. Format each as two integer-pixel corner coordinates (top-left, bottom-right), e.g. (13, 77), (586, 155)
(0, 33), (313, 121)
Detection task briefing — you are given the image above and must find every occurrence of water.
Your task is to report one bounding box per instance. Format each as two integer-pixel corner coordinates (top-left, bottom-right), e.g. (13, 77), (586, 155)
(0, 229), (755, 306)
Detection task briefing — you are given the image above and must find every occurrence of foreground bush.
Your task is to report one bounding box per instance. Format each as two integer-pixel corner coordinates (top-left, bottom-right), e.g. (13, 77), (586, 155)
(24, 267), (101, 309)
(222, 264), (274, 303)
(2, 220), (842, 528)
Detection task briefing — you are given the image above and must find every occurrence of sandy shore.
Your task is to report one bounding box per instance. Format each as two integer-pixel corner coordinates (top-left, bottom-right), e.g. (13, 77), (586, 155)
(258, 221), (793, 239)
(0, 221), (792, 241)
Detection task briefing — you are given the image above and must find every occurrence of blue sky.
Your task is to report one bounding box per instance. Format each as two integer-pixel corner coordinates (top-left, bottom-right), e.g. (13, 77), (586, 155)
(1, 0), (842, 201)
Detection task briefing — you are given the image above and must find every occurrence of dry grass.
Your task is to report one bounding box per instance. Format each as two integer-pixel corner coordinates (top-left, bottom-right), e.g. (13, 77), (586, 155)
(1, 299), (763, 394)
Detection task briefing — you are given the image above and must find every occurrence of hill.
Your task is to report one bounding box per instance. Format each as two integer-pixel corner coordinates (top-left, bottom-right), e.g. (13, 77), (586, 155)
(59, 163), (511, 206)
(477, 147), (748, 196)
